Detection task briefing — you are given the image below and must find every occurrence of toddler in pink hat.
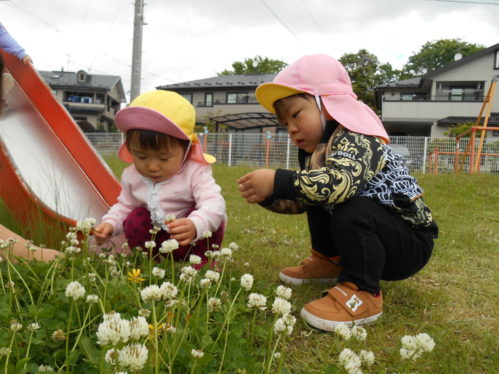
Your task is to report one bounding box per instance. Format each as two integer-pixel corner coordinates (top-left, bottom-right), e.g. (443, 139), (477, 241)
(94, 90), (226, 267)
(238, 54), (437, 330)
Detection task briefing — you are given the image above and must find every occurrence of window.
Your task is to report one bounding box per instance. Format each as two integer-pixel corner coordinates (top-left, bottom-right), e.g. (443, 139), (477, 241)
(181, 93), (192, 103)
(495, 50), (499, 69)
(205, 93), (213, 107)
(226, 92), (249, 104)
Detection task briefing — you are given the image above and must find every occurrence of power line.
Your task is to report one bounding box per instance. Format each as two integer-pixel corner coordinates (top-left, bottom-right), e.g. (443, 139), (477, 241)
(4, 1), (59, 31)
(258, 0), (301, 42)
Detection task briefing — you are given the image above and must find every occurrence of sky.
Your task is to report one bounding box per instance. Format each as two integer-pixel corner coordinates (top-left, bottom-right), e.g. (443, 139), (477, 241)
(1, 0), (499, 102)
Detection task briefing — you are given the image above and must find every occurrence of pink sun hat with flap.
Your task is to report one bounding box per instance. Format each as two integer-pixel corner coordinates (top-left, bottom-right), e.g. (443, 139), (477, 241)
(255, 54), (389, 143)
(115, 90), (215, 164)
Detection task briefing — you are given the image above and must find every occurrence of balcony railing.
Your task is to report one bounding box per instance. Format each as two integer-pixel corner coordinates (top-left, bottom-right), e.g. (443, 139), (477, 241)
(384, 94), (485, 102)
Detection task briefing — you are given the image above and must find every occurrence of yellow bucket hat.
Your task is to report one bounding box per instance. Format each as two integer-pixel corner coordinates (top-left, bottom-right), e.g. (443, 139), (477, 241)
(115, 90), (215, 164)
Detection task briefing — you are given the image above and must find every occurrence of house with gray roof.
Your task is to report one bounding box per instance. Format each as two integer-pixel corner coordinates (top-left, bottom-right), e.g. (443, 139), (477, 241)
(375, 43), (499, 139)
(39, 69), (127, 132)
(157, 74), (280, 132)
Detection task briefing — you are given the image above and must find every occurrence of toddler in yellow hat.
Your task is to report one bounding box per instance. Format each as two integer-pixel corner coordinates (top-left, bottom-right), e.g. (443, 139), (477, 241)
(94, 90), (226, 267)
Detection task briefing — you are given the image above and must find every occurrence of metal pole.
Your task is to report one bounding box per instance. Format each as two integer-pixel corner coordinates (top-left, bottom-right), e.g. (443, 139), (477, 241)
(228, 133), (232, 167)
(422, 137), (428, 174)
(286, 135), (291, 169)
(130, 0), (144, 101)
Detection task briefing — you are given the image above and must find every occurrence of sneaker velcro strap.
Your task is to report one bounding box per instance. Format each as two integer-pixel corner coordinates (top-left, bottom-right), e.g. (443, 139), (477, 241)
(328, 286), (369, 317)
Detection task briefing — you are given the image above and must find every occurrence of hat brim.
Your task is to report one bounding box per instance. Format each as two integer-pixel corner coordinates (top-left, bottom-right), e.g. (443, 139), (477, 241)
(255, 83), (304, 113)
(115, 106), (189, 141)
(321, 95), (390, 143)
(118, 141), (216, 164)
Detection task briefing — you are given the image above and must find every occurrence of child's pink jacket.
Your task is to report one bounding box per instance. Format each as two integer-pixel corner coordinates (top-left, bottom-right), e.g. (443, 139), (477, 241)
(102, 160), (226, 240)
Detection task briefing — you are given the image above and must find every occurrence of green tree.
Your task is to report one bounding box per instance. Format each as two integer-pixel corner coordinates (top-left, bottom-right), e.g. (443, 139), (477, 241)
(339, 49), (400, 110)
(402, 39), (485, 77)
(218, 56), (287, 75)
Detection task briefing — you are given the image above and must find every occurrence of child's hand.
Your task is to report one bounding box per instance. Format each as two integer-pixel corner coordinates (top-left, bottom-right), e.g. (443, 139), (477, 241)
(22, 55), (33, 64)
(93, 223), (114, 245)
(167, 218), (196, 246)
(237, 169), (275, 204)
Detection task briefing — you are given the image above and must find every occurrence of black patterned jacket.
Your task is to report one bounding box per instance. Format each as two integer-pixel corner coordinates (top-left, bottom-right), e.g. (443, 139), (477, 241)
(260, 121), (438, 237)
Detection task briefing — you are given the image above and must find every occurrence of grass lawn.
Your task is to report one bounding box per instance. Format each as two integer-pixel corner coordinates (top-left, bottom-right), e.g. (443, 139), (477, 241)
(1, 160), (497, 373)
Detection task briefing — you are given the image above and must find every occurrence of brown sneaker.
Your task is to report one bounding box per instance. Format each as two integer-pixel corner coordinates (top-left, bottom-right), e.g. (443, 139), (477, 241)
(300, 282), (383, 330)
(279, 249), (341, 285)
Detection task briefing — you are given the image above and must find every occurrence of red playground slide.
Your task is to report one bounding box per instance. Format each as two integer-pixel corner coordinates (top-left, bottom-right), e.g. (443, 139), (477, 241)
(0, 50), (121, 234)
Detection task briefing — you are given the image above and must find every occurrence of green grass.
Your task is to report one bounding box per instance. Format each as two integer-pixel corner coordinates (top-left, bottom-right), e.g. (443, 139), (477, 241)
(1, 161), (498, 373)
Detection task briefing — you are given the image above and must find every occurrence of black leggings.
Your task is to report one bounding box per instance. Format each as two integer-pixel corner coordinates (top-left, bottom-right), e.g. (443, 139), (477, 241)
(307, 197), (434, 293)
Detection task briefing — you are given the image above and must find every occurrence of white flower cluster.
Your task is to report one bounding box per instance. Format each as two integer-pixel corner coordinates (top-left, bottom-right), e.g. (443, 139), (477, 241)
(272, 297), (292, 316)
(38, 365), (54, 372)
(96, 313), (131, 346)
(152, 267), (166, 279)
(159, 239), (179, 254)
(333, 324), (367, 341)
(189, 254), (202, 265)
(27, 322), (40, 332)
(144, 240), (156, 250)
(117, 343), (148, 371)
(240, 274), (254, 291)
(179, 266), (197, 283)
(65, 281), (86, 300)
(247, 293), (267, 311)
(205, 270), (220, 283)
(220, 247), (233, 260)
(400, 332), (435, 361)
(208, 297), (222, 312)
(141, 282), (179, 303)
(275, 285), (292, 300)
(76, 217), (96, 233)
(191, 349), (204, 358)
(339, 348), (375, 374)
(273, 314), (296, 336)
(0, 238), (16, 250)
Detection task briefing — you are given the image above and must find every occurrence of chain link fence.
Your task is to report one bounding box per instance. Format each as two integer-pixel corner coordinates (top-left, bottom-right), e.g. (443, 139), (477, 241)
(85, 132), (499, 175)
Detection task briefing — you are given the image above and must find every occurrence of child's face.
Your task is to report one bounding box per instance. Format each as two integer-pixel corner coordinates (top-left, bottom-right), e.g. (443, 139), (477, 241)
(276, 95), (324, 153)
(130, 141), (185, 183)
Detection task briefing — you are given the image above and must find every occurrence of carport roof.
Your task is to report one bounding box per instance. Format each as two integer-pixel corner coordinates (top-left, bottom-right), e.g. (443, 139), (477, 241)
(209, 112), (279, 130)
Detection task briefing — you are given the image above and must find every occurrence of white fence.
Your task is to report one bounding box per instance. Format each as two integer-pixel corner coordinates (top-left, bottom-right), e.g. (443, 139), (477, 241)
(85, 132), (499, 175)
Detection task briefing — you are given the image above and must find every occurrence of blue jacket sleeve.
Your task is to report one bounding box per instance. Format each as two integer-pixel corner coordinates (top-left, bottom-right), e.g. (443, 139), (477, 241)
(0, 23), (28, 60)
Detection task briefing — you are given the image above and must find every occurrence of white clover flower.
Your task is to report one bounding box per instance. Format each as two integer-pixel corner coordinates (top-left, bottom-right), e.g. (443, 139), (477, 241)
(359, 350), (375, 366)
(138, 309), (151, 318)
(191, 349), (204, 358)
(129, 316), (149, 340)
(166, 326), (177, 334)
(247, 293), (267, 311)
(10, 322), (22, 332)
(118, 343), (148, 371)
(273, 318), (287, 334)
(160, 239), (179, 254)
(159, 282), (178, 300)
(200, 278), (212, 288)
(220, 248), (232, 259)
(152, 267), (166, 279)
(208, 297), (222, 312)
(228, 242), (239, 251)
(240, 274), (254, 291)
(65, 281), (85, 301)
(351, 325), (367, 341)
(273, 352), (281, 359)
(165, 214), (176, 222)
(415, 332), (435, 352)
(96, 315), (130, 346)
(272, 297), (291, 316)
(141, 285), (162, 303)
(144, 241), (156, 250)
(38, 365), (54, 372)
(110, 267), (121, 278)
(0, 347), (11, 356)
(189, 254), (202, 265)
(333, 324), (352, 340)
(105, 348), (119, 365)
(202, 231), (212, 238)
(275, 285), (292, 300)
(206, 250), (221, 260)
(338, 348), (362, 374)
(5, 281), (14, 289)
(86, 294), (99, 304)
(27, 322), (40, 332)
(87, 272), (97, 283)
(205, 270), (220, 283)
(51, 329), (66, 342)
(401, 335), (417, 350)
(76, 217), (96, 233)
(179, 266), (197, 283)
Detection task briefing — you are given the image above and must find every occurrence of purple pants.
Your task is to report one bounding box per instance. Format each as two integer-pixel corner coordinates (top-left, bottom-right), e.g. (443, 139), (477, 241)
(123, 207), (225, 263)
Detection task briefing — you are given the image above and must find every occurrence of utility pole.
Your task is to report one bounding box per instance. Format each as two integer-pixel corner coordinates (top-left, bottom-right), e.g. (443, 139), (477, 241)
(130, 0), (145, 101)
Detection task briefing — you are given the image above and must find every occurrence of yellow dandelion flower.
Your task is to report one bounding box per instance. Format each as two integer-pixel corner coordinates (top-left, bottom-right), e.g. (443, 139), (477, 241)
(127, 269), (145, 284)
